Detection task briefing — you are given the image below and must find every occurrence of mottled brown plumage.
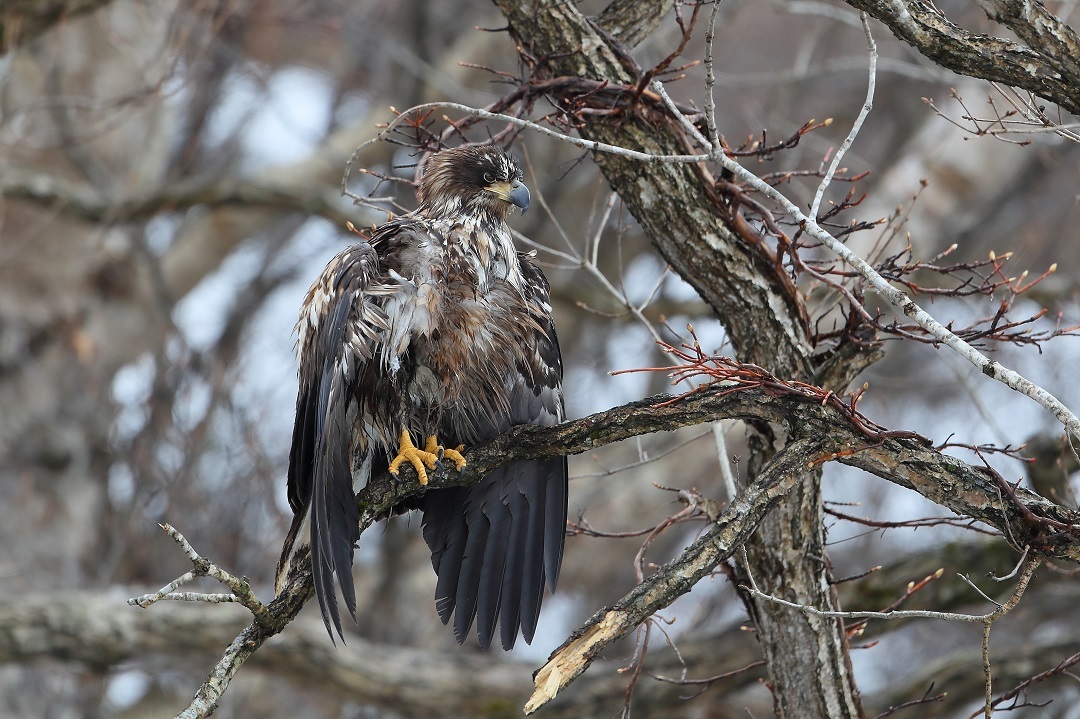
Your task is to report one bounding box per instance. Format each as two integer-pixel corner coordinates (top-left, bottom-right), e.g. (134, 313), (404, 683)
(275, 145), (567, 650)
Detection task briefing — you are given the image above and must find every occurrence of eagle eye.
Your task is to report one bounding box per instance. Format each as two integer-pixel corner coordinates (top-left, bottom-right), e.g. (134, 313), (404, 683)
(483, 171), (497, 184)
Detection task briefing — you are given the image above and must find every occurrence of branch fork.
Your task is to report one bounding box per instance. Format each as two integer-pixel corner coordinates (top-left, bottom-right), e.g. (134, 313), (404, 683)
(127, 523), (274, 628)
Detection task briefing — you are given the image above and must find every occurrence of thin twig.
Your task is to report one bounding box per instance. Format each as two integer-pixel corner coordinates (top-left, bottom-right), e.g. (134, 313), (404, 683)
(741, 553), (1041, 626)
(990, 545), (1030, 581)
(127, 523), (274, 627)
(702, 0), (722, 152)
(809, 12), (875, 219)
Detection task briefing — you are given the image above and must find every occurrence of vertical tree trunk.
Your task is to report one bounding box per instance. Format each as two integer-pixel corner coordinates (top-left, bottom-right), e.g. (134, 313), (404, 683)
(492, 1), (865, 715)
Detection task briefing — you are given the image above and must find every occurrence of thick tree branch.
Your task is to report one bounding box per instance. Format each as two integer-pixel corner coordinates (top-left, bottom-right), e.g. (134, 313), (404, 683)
(468, 387), (1080, 551)
(1, 167), (353, 227)
(154, 381), (1080, 716)
(974, 0), (1080, 83)
(844, 0), (1080, 115)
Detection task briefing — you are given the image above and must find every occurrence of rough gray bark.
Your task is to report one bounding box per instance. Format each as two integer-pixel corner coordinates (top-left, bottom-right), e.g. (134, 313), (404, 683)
(845, 0), (1080, 114)
(491, 1), (862, 715)
(594, 0), (676, 48)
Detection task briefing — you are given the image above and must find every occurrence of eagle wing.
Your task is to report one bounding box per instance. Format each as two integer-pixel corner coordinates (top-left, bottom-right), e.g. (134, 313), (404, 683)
(281, 241), (393, 642)
(419, 254), (568, 649)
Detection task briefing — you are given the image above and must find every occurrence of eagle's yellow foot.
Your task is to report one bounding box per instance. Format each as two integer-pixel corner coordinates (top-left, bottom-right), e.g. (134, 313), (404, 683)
(388, 430), (440, 485)
(425, 435), (467, 474)
(388, 431), (467, 485)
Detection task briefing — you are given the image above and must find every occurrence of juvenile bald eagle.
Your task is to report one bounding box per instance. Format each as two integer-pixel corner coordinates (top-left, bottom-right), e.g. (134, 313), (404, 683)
(275, 144), (567, 650)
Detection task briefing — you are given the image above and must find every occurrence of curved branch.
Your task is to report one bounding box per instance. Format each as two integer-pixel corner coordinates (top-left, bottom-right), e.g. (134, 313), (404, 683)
(157, 381), (1080, 716)
(1, 167), (353, 227)
(844, 0), (1080, 114)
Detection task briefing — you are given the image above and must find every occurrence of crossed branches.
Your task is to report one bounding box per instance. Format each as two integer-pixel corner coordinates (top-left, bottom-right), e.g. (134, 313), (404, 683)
(134, 373), (1080, 717)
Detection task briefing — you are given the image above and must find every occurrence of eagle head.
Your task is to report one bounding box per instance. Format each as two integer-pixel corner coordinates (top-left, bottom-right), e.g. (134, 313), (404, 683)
(418, 145), (530, 222)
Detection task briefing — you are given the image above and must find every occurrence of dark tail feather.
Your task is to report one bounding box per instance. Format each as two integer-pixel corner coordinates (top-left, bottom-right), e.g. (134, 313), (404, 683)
(310, 485), (344, 643)
(463, 469), (513, 647)
(420, 456), (567, 649)
(498, 482), (528, 650)
(518, 464), (546, 645)
(426, 487), (466, 625)
(544, 455), (568, 590)
(474, 522), (507, 648)
(452, 495), (491, 644)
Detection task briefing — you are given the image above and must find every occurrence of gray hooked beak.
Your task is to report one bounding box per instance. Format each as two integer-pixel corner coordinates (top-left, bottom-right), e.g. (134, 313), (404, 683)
(507, 181), (531, 214)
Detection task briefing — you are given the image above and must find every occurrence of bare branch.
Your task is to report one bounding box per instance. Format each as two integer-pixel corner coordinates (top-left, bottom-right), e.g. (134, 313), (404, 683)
(706, 122), (1080, 444)
(148, 376), (1080, 716)
(1, 166), (353, 227)
(973, 0), (1080, 85)
(526, 437), (819, 713)
(843, 0), (1080, 115)
(742, 553), (1040, 626)
(810, 12), (876, 220)
(128, 523), (273, 627)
